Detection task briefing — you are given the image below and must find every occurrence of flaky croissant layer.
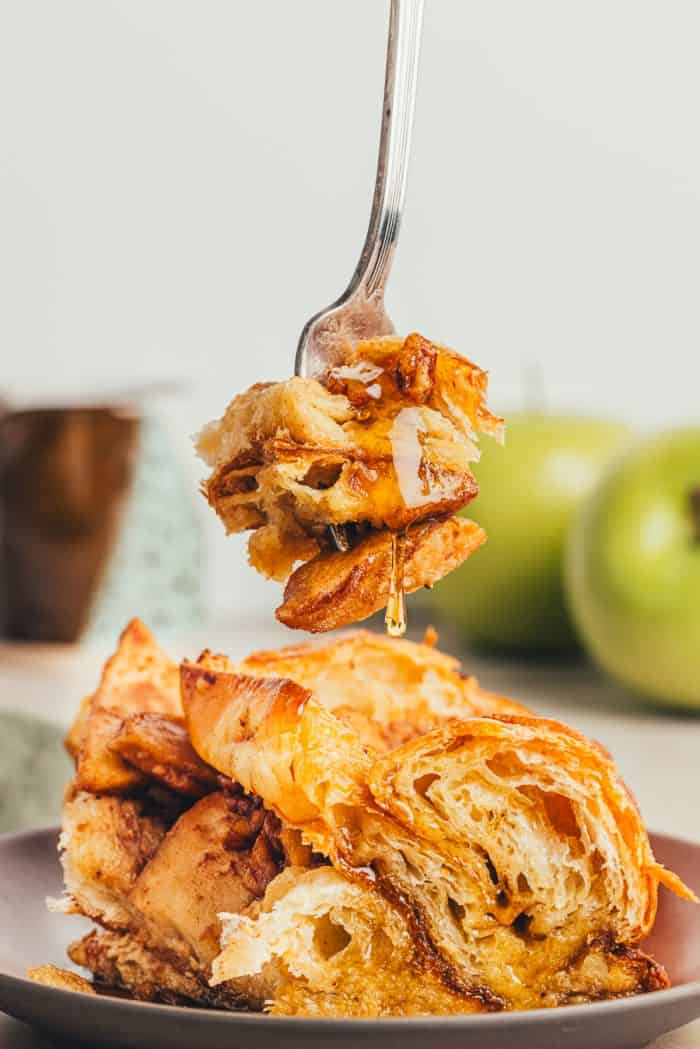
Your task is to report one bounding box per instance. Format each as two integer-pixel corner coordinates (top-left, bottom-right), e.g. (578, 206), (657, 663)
(182, 637), (696, 1013)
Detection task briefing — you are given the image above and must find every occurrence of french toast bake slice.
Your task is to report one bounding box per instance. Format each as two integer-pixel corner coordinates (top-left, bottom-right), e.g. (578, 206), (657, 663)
(51, 620), (695, 1016)
(54, 620), (525, 1011)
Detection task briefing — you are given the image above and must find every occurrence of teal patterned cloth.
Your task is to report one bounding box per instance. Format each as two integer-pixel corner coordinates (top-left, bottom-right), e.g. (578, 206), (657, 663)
(85, 416), (205, 640)
(0, 712), (71, 833)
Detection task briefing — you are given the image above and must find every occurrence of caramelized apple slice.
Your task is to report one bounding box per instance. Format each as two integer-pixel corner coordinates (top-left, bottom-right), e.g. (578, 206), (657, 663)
(276, 517), (486, 633)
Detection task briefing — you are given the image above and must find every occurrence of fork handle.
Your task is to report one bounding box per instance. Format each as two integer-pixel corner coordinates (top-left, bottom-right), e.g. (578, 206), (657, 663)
(294, 0), (424, 378)
(350, 0), (424, 302)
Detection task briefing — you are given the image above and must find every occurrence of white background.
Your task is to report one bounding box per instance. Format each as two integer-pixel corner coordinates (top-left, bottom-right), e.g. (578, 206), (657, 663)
(2, 0), (699, 616)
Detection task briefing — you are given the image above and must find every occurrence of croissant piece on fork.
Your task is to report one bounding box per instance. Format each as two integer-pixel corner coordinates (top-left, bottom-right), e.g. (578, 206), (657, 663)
(194, 333), (503, 632)
(47, 620), (695, 1017)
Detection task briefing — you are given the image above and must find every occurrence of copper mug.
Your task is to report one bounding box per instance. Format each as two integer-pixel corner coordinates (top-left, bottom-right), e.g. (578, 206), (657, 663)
(0, 406), (139, 641)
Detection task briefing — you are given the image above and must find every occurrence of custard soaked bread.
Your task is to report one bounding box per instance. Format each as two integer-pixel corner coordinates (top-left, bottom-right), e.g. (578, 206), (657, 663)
(55, 622), (315, 1008)
(195, 334), (503, 632)
(51, 620), (695, 1015)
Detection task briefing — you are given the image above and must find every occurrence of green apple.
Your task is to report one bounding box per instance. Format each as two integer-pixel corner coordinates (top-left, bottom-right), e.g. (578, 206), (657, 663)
(565, 427), (700, 707)
(432, 414), (632, 653)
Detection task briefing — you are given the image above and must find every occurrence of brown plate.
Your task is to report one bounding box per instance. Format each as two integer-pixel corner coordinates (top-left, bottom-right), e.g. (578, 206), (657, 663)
(0, 827), (699, 1049)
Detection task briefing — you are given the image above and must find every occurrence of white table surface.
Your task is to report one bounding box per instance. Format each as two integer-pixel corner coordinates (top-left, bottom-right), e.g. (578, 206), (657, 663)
(1, 614), (699, 1048)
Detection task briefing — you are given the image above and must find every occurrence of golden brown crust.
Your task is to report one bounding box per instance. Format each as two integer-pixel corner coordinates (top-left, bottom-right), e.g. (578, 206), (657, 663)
(74, 620), (182, 795)
(67, 929), (264, 1009)
(92, 619), (181, 713)
(236, 628), (527, 750)
(181, 657), (370, 835)
(112, 714), (219, 798)
(64, 695), (93, 762)
(277, 517), (486, 632)
(53, 621), (696, 1017)
(76, 709), (147, 795)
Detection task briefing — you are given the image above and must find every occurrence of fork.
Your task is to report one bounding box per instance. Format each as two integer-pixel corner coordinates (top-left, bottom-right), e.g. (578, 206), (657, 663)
(294, 0), (425, 381)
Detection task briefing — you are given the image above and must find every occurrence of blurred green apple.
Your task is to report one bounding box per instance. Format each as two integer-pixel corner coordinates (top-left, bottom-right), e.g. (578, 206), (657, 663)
(432, 414), (632, 653)
(565, 428), (700, 707)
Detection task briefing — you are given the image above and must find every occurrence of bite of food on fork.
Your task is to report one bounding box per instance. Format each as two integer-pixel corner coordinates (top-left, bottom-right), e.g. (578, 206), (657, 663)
(195, 332), (503, 634)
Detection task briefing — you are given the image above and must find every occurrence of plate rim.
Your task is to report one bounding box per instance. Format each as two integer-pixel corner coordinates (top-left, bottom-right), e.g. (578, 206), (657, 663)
(2, 823), (700, 1031)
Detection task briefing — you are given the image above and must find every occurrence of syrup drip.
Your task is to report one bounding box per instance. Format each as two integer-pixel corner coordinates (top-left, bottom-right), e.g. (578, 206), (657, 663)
(385, 532), (407, 637)
(325, 351), (452, 638)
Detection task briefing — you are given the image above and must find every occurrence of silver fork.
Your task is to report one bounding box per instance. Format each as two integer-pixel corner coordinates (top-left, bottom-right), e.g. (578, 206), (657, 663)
(294, 0), (424, 381)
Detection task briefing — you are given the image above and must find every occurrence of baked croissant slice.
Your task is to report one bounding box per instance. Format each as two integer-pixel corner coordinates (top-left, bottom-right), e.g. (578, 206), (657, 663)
(183, 654), (695, 1014)
(51, 620), (695, 1016)
(195, 333), (502, 632)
